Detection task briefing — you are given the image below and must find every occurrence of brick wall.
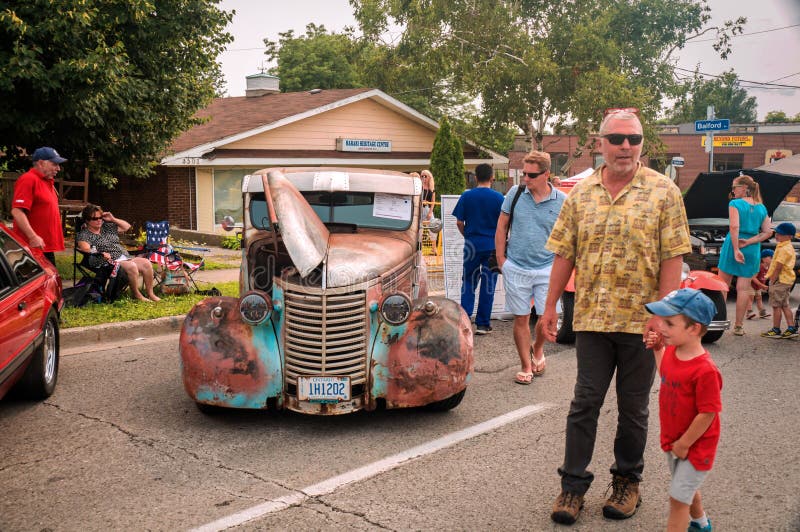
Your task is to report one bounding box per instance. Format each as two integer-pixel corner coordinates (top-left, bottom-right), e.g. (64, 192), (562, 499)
(166, 167), (195, 230)
(88, 166), (196, 231)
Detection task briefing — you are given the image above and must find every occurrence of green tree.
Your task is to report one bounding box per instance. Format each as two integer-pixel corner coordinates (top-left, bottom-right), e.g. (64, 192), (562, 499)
(430, 116), (464, 207)
(763, 110), (800, 123)
(764, 111), (789, 123)
(351, 0), (745, 164)
(265, 24), (363, 92)
(0, 1), (233, 185)
(262, 23), (470, 122)
(667, 70), (757, 123)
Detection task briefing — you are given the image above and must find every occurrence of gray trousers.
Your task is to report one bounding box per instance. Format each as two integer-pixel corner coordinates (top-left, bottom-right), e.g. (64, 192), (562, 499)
(558, 331), (656, 495)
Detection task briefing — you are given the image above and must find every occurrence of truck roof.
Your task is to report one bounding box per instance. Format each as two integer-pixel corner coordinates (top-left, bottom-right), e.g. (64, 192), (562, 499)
(243, 167), (422, 196)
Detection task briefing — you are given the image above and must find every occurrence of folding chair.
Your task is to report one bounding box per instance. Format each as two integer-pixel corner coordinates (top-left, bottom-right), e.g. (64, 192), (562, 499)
(67, 245), (129, 305)
(139, 220), (209, 294)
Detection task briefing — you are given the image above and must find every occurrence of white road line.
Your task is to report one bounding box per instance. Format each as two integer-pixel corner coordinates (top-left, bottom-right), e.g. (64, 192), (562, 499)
(191, 402), (554, 532)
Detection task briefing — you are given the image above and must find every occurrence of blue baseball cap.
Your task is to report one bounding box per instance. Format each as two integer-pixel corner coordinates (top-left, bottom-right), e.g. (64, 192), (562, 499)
(31, 147), (67, 164)
(774, 222), (796, 236)
(761, 249), (774, 258)
(645, 288), (716, 326)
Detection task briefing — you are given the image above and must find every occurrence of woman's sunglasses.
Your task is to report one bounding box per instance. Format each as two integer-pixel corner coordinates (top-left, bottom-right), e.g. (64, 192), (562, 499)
(88, 216), (103, 221)
(602, 134), (643, 146)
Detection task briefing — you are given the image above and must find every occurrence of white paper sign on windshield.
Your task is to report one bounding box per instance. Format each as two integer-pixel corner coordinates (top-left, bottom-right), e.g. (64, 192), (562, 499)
(373, 193), (412, 220)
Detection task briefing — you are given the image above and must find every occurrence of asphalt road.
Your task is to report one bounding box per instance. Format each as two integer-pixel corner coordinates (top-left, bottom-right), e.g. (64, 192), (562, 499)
(1, 299), (799, 531)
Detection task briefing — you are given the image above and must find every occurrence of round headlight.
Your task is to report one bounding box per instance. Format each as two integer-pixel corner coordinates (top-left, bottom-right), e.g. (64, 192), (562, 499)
(239, 291), (272, 325)
(380, 294), (411, 325)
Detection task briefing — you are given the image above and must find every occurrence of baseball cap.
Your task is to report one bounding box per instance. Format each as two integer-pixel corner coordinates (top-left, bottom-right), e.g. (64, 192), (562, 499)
(761, 249), (774, 258)
(31, 147), (67, 164)
(774, 222), (796, 236)
(645, 288), (716, 326)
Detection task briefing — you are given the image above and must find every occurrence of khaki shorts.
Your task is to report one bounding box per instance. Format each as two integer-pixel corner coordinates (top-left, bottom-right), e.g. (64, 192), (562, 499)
(769, 282), (792, 307)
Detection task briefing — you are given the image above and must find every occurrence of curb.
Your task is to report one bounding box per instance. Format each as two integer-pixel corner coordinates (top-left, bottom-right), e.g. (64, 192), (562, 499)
(61, 315), (185, 350)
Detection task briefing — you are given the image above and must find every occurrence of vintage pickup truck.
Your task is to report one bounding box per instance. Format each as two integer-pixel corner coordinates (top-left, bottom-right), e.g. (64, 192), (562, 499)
(179, 168), (474, 415)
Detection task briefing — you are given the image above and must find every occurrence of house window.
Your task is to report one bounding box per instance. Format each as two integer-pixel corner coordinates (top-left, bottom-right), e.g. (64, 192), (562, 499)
(713, 154), (744, 172)
(551, 153), (568, 176)
(214, 169), (258, 225)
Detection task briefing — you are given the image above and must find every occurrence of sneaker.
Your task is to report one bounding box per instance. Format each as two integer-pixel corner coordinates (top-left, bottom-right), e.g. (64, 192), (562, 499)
(551, 491), (584, 525)
(759, 309), (771, 318)
(602, 475), (641, 520)
(761, 328), (782, 338)
(475, 325), (493, 335)
(746, 311), (757, 320)
(781, 327), (799, 339)
(732, 325), (745, 336)
(688, 517), (713, 531)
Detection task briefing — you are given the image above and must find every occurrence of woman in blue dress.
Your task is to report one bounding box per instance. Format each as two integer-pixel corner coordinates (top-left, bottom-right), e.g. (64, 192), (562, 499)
(717, 175), (773, 335)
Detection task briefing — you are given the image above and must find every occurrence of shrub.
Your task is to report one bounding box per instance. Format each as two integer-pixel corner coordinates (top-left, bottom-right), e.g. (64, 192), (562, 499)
(221, 234), (242, 250)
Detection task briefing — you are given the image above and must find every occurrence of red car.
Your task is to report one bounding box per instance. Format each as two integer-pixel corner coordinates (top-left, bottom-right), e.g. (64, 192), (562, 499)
(0, 223), (63, 400)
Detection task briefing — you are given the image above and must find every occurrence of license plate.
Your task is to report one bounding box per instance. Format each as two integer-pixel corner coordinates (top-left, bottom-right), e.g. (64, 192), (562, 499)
(297, 376), (351, 403)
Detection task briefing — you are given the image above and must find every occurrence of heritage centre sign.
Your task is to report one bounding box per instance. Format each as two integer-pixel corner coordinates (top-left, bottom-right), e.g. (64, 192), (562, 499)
(336, 138), (393, 153)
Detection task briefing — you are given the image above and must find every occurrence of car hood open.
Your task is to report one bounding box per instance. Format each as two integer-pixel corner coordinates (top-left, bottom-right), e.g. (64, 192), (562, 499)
(683, 156), (800, 220)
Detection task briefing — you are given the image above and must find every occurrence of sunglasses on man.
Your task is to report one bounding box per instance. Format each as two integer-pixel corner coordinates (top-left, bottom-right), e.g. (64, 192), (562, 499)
(522, 170), (547, 179)
(602, 134), (643, 146)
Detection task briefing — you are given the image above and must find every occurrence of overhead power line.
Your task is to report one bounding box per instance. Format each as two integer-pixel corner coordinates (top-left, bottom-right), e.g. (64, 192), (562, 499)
(685, 23), (800, 44)
(673, 67), (800, 89)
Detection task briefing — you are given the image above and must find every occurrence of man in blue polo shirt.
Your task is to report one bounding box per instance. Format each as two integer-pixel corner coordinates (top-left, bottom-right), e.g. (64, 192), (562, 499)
(452, 163), (505, 335)
(495, 150), (566, 385)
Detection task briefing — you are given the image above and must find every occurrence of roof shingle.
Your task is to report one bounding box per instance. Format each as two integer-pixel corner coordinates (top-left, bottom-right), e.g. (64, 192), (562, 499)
(168, 88), (373, 154)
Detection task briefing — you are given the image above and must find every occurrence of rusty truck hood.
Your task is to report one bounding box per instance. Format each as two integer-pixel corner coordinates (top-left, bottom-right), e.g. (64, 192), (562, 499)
(327, 232), (414, 287)
(267, 170), (329, 278)
(267, 169), (416, 288)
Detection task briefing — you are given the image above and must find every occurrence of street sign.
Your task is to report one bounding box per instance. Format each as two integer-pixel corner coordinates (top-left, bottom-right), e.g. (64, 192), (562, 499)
(695, 119), (730, 132)
(671, 156), (685, 167)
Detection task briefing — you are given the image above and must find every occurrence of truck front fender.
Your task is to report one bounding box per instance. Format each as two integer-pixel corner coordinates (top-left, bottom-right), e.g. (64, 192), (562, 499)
(371, 297), (474, 408)
(180, 296), (283, 409)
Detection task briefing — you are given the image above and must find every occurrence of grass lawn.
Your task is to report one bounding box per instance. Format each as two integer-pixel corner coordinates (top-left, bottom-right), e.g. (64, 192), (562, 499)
(60, 280), (240, 328)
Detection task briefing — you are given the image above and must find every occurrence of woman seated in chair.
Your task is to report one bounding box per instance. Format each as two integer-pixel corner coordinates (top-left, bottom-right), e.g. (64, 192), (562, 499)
(76, 204), (161, 302)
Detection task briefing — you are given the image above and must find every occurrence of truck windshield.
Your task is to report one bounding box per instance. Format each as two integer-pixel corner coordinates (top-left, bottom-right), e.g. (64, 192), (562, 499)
(249, 191), (413, 230)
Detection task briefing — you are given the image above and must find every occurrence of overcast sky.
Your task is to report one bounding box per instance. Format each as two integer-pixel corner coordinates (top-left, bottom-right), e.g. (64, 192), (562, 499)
(217, 0), (800, 120)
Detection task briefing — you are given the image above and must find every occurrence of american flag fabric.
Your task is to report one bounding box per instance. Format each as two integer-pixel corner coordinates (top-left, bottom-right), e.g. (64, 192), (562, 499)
(144, 220), (202, 273)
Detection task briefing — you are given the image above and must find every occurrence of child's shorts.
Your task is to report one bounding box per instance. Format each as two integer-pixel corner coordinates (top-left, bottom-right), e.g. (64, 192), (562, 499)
(665, 452), (709, 505)
(769, 282), (792, 308)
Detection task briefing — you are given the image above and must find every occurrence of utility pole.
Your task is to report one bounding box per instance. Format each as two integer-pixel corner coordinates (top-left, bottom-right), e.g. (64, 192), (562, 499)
(706, 106), (714, 172)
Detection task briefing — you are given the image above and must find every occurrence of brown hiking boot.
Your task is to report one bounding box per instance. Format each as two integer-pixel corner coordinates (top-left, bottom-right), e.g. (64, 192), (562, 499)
(551, 490), (584, 525)
(602, 475), (641, 519)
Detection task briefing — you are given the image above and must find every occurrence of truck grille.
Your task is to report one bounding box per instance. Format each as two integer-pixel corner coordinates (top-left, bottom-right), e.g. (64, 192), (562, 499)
(283, 289), (368, 386)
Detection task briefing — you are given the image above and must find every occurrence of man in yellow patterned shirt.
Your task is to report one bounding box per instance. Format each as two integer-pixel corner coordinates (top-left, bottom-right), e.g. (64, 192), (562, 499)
(540, 110), (691, 525)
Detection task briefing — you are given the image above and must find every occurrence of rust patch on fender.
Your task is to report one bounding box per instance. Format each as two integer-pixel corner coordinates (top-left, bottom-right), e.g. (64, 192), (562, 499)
(180, 297), (268, 398)
(384, 298), (474, 407)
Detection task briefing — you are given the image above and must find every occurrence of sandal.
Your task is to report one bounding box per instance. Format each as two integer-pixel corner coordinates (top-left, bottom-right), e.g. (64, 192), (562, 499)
(514, 371), (533, 385)
(532, 356), (547, 376)
(529, 346), (546, 376)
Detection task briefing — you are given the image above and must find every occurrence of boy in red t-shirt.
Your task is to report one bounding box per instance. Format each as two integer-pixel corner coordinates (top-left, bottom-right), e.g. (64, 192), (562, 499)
(644, 288), (722, 532)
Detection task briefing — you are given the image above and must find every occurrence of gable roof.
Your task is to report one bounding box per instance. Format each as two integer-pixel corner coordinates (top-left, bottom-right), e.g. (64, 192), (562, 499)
(168, 88), (372, 155)
(161, 88), (507, 165)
